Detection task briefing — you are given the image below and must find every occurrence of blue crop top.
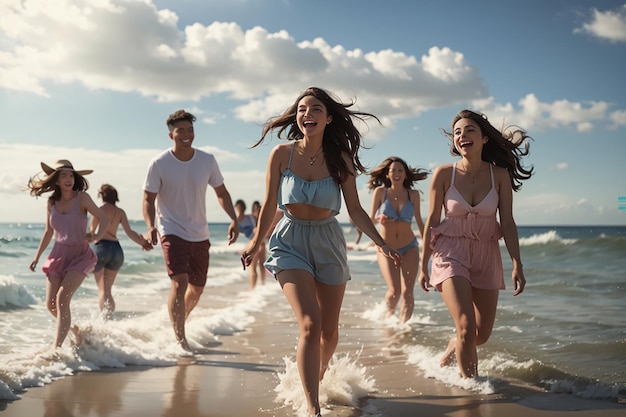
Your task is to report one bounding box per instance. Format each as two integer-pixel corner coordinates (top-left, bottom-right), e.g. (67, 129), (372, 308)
(377, 189), (414, 223)
(278, 142), (342, 215)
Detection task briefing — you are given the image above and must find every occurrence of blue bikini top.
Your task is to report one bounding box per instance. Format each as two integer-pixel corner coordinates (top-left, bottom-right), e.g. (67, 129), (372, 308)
(278, 141), (342, 215)
(377, 189), (414, 223)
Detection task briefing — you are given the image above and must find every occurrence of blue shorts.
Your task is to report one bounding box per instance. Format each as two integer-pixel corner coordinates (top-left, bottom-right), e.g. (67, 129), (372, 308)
(94, 240), (124, 272)
(264, 212), (350, 285)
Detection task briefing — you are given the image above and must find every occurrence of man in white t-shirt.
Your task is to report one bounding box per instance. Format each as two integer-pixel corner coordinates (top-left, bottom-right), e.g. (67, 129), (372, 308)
(142, 109), (239, 352)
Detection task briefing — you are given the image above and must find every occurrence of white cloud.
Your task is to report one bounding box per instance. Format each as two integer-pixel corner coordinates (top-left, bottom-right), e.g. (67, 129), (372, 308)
(609, 109), (626, 129)
(471, 94), (612, 132)
(0, 0), (487, 125)
(0, 0), (624, 144)
(551, 163), (569, 170)
(575, 4), (626, 42)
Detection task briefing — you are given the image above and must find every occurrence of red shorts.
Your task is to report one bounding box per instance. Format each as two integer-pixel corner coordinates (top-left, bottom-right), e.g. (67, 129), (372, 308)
(160, 235), (210, 287)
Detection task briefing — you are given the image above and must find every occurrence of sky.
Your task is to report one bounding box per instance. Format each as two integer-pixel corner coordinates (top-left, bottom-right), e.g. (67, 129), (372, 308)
(1, 0), (625, 226)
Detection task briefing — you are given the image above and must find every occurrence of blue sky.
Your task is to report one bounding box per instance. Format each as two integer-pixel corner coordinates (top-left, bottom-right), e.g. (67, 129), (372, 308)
(1, 0), (625, 226)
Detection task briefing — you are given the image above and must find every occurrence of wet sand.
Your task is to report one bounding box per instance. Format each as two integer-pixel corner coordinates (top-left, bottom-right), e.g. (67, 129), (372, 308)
(1, 316), (623, 417)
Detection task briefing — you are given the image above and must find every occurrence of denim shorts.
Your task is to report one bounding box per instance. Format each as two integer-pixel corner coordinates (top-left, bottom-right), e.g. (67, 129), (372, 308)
(94, 240), (124, 272)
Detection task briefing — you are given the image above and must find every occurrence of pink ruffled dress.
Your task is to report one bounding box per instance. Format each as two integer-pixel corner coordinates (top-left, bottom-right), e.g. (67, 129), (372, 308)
(429, 163), (505, 290)
(42, 193), (97, 278)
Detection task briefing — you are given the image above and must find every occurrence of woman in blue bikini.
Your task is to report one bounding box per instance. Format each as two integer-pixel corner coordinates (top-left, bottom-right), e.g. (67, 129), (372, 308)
(241, 87), (400, 417)
(369, 157), (428, 322)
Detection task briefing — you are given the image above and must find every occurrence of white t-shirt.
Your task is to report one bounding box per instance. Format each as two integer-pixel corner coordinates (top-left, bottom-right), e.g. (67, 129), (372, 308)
(143, 148), (224, 241)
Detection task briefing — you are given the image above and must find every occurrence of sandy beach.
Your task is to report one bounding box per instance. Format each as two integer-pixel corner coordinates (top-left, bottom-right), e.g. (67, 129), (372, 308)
(1, 310), (623, 417)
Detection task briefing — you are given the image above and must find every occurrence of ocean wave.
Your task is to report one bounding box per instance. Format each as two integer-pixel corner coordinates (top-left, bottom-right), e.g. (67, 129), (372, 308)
(0, 275), (38, 308)
(519, 231), (577, 246)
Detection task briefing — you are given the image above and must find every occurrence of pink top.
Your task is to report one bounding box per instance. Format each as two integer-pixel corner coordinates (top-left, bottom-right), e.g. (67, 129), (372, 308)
(430, 163), (501, 247)
(50, 193), (88, 245)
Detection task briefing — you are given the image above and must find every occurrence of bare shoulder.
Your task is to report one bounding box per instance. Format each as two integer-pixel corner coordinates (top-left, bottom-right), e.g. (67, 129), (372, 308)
(408, 188), (421, 199)
(492, 165), (509, 181)
(432, 163), (453, 180)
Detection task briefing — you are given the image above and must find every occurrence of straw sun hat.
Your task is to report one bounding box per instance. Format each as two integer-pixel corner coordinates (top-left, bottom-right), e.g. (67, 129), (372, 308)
(40, 159), (93, 177)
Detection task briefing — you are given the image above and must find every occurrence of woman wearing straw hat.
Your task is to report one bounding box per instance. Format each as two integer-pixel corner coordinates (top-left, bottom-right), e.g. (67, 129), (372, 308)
(28, 159), (110, 349)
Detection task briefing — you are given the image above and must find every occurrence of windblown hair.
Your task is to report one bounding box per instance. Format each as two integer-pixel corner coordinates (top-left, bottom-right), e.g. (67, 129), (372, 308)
(367, 156), (429, 190)
(252, 87), (381, 184)
(443, 109), (533, 192)
(167, 109), (196, 131)
(27, 171), (90, 203)
(98, 184), (119, 205)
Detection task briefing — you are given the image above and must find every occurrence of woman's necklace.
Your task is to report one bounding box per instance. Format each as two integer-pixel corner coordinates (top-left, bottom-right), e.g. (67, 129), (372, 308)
(298, 143), (323, 165)
(462, 160), (480, 184)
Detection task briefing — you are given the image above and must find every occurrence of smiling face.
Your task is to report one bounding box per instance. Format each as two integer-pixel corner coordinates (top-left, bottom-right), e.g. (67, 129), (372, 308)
(56, 170), (75, 191)
(169, 120), (194, 150)
(296, 95), (332, 138)
(387, 161), (407, 185)
(453, 117), (488, 156)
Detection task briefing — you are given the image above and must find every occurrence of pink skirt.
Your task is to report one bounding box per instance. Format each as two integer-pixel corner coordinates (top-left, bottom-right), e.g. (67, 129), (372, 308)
(42, 241), (97, 278)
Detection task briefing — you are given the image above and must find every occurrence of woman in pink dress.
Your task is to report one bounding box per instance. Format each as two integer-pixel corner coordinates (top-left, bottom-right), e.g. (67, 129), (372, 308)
(28, 159), (109, 349)
(419, 110), (533, 378)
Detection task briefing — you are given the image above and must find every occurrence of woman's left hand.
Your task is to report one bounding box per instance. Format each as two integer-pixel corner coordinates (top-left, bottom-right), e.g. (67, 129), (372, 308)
(512, 266), (526, 296)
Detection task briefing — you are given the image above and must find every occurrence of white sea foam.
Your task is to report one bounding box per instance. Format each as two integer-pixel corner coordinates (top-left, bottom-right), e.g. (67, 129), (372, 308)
(275, 349), (376, 416)
(0, 274), (38, 308)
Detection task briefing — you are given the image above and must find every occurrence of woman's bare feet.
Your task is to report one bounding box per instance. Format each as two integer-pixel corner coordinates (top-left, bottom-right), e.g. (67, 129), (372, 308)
(440, 337), (456, 367)
(69, 325), (83, 347)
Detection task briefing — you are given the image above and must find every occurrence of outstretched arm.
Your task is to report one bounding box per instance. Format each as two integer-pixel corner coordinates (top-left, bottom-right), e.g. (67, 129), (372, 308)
(83, 192), (109, 243)
(242, 145), (283, 265)
(119, 208), (152, 250)
(342, 159), (400, 263)
(30, 202), (54, 272)
(419, 165), (446, 292)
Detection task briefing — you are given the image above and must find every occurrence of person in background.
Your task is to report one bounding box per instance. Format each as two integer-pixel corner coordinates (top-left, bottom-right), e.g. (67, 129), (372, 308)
(143, 109), (239, 352)
(90, 184), (153, 318)
(241, 87), (401, 417)
(249, 200), (270, 288)
(419, 109), (532, 378)
(235, 199), (264, 289)
(368, 156), (428, 323)
(28, 159), (109, 349)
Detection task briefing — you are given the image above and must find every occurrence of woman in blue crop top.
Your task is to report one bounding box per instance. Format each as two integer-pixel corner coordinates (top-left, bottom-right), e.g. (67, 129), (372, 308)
(368, 156), (428, 323)
(419, 110), (533, 379)
(241, 87), (400, 417)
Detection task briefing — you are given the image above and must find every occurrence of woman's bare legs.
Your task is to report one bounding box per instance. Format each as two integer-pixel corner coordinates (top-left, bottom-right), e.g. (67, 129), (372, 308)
(377, 251), (401, 318)
(398, 245), (419, 323)
(46, 270), (87, 348)
(315, 279), (346, 380)
(94, 267), (118, 315)
(439, 276), (499, 377)
(278, 270), (346, 416)
(377, 244), (418, 322)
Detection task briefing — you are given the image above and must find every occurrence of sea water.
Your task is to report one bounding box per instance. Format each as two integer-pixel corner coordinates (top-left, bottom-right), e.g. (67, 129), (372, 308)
(0, 222), (624, 404)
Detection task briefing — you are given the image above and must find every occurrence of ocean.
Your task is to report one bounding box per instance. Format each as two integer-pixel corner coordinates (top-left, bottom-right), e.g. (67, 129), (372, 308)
(1, 221), (625, 407)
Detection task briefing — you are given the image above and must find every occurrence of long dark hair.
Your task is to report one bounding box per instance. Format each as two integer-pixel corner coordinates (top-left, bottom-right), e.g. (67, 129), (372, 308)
(443, 109), (533, 191)
(252, 87), (381, 184)
(28, 171), (90, 203)
(367, 156), (428, 190)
